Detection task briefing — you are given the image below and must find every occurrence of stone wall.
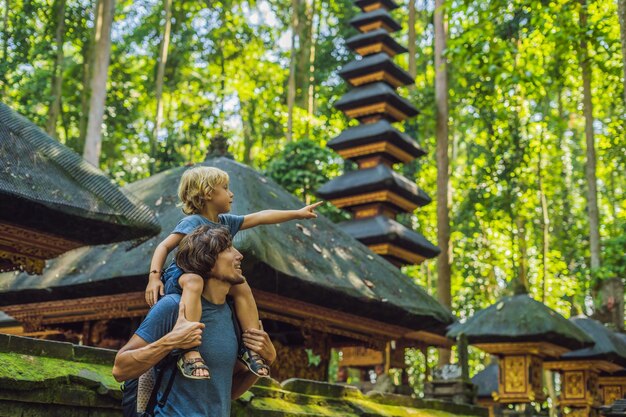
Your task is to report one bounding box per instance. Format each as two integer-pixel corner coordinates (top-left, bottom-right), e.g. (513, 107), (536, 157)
(0, 333), (120, 417)
(0, 334), (490, 417)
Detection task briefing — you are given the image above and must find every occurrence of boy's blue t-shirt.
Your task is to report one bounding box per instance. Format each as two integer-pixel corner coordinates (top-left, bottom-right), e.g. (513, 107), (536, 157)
(135, 294), (238, 417)
(162, 213), (244, 293)
(172, 214), (244, 237)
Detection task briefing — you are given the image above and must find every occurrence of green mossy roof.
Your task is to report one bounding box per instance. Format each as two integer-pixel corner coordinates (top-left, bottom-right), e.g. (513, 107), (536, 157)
(0, 102), (160, 245)
(446, 294), (593, 351)
(0, 158), (452, 332)
(562, 317), (626, 366)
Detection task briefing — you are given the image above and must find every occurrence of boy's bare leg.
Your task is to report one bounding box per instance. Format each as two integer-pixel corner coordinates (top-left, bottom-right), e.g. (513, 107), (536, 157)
(229, 282), (269, 376)
(179, 274), (209, 377)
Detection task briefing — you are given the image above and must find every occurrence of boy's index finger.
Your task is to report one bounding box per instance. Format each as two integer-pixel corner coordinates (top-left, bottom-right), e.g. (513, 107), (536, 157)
(309, 201), (323, 210)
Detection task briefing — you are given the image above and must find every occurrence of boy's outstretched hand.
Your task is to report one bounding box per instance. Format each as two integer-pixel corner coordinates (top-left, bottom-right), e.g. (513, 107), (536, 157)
(297, 201), (323, 219)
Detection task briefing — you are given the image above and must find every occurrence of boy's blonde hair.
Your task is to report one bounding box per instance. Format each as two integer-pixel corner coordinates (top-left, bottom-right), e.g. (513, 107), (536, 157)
(178, 166), (229, 214)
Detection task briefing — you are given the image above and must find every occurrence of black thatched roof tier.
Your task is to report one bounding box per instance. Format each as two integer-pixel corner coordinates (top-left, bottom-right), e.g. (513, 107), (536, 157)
(328, 120), (425, 161)
(562, 317), (626, 366)
(338, 216), (440, 259)
(338, 53), (414, 87)
(354, 0), (399, 12)
(346, 29), (407, 56)
(334, 82), (419, 122)
(471, 363), (498, 399)
(349, 9), (402, 33)
(316, 164), (431, 207)
(0, 158), (453, 332)
(446, 294), (594, 351)
(0, 103), (160, 244)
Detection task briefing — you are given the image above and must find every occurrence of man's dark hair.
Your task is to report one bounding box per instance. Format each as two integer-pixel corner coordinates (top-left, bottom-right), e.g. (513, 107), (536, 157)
(176, 225), (232, 279)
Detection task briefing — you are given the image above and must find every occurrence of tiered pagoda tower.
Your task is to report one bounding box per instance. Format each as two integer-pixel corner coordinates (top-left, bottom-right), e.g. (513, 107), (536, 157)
(318, 0), (439, 267)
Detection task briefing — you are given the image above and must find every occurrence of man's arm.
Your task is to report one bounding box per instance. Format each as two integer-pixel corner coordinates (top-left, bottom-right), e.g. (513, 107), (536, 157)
(240, 202), (322, 230)
(231, 328), (277, 398)
(112, 302), (204, 382)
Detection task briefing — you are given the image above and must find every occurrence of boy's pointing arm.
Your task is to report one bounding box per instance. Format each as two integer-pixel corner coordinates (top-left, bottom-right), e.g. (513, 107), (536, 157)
(240, 201), (323, 230)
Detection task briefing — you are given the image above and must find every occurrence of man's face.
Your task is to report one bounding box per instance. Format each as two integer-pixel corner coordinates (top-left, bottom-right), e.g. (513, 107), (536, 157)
(210, 245), (245, 285)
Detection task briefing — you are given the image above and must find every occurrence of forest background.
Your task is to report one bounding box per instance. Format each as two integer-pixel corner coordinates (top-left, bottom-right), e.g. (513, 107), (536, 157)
(1, 0), (625, 382)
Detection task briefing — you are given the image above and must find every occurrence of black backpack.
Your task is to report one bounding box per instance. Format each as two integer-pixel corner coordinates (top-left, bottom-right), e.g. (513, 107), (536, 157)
(121, 354), (178, 417)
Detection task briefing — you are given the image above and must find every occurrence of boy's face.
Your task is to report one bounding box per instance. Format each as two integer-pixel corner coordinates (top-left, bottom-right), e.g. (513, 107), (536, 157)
(208, 181), (233, 213)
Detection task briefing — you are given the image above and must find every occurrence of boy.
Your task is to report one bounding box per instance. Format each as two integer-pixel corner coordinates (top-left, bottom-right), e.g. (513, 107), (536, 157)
(146, 166), (321, 379)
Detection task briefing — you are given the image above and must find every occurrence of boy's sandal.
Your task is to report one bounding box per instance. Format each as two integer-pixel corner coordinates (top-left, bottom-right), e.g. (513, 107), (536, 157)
(239, 349), (271, 378)
(177, 357), (211, 380)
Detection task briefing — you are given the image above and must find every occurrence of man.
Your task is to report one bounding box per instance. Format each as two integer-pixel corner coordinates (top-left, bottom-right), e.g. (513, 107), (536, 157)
(113, 226), (276, 416)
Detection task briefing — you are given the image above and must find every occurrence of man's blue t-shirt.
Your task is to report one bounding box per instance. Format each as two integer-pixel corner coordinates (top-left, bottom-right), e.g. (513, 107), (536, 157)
(135, 294), (238, 417)
(162, 214), (244, 294)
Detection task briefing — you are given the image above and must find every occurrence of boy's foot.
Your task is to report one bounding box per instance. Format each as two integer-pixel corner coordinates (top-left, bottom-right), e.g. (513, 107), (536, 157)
(239, 348), (270, 378)
(177, 355), (210, 380)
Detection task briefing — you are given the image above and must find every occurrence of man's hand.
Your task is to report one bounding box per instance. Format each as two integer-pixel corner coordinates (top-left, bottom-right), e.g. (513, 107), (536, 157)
(166, 302), (204, 350)
(145, 278), (165, 306)
(242, 328), (276, 365)
(297, 201), (323, 220)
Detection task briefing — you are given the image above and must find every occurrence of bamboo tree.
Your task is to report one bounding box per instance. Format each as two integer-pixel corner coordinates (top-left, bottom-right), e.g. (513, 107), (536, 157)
(618, 0), (626, 105)
(83, 0), (115, 166)
(434, 0), (451, 365)
(46, 0), (66, 138)
(78, 17), (94, 153)
(150, 0), (173, 174)
(578, 0), (601, 270)
(305, 0), (319, 135)
(408, 0), (416, 80)
(286, 0), (299, 142)
(1, 0), (10, 92)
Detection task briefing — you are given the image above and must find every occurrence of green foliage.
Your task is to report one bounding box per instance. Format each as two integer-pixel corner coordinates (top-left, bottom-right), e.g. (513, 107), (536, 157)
(266, 138), (339, 201)
(265, 138), (349, 221)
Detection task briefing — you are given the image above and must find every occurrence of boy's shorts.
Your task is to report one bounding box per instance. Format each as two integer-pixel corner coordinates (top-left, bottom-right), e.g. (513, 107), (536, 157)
(161, 262), (184, 295)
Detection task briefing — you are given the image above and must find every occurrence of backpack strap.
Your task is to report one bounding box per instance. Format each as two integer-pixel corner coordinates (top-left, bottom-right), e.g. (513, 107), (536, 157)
(157, 362), (177, 408)
(144, 354), (178, 416)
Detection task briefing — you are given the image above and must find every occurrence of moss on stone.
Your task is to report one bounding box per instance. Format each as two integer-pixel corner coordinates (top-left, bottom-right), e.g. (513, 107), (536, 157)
(0, 351), (120, 393)
(248, 396), (360, 417)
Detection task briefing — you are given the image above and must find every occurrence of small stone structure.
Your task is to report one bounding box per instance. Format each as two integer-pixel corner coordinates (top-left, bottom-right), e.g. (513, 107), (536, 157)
(0, 333), (120, 417)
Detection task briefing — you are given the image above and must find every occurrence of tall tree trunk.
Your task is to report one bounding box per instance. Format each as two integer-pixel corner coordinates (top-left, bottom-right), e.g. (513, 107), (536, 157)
(286, 0), (299, 142)
(434, 0), (451, 366)
(408, 0), (416, 80)
(618, 0), (626, 106)
(83, 0), (115, 166)
(538, 141), (549, 303)
(2, 0), (9, 65)
(241, 101), (256, 164)
(305, 0), (318, 136)
(579, 0), (601, 270)
(516, 216), (528, 290)
(150, 0), (173, 174)
(296, 0), (311, 108)
(78, 30), (93, 152)
(46, 0), (66, 138)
